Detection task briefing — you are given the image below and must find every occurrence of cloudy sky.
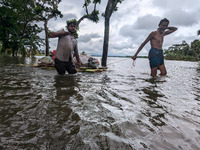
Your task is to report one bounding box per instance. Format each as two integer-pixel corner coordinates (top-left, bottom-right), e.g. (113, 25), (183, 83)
(43, 0), (200, 56)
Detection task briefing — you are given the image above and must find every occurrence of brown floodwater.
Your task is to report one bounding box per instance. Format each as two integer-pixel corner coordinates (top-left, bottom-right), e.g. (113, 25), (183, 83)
(0, 56), (199, 150)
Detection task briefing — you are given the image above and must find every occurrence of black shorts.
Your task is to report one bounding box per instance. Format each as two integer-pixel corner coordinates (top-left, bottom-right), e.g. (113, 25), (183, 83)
(55, 58), (77, 75)
(148, 48), (164, 69)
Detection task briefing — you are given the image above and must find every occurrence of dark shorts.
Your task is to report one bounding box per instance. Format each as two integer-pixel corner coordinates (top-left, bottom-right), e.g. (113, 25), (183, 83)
(55, 58), (77, 75)
(148, 48), (164, 69)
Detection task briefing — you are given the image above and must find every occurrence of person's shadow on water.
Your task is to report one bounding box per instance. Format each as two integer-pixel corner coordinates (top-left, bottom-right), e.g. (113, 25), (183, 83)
(139, 77), (168, 127)
(54, 75), (79, 100)
(44, 75), (84, 149)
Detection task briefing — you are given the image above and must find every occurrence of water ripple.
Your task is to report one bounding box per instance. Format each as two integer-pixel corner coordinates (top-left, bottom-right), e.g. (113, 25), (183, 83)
(0, 57), (200, 149)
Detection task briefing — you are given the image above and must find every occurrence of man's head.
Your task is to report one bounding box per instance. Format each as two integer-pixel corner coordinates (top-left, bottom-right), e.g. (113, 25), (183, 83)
(159, 18), (169, 26)
(66, 21), (77, 33)
(158, 18), (169, 33)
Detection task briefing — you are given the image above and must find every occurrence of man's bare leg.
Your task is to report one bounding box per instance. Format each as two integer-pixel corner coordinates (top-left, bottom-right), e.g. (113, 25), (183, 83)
(150, 67), (158, 77)
(158, 64), (167, 76)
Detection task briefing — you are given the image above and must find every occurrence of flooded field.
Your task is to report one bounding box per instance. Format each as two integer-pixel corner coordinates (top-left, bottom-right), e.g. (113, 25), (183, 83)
(0, 56), (199, 149)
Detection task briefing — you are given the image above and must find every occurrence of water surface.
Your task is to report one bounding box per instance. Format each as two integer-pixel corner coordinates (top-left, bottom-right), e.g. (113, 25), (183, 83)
(0, 56), (199, 149)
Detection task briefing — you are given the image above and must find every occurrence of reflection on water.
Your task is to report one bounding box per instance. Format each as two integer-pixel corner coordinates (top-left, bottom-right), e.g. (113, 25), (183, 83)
(0, 56), (200, 149)
(139, 78), (167, 127)
(45, 75), (81, 149)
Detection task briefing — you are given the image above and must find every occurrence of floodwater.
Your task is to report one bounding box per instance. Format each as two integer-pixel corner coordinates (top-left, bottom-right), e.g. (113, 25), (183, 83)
(0, 55), (199, 150)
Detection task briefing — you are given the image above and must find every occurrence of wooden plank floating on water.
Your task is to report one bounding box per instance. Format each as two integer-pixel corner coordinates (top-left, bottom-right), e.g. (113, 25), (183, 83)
(77, 67), (107, 73)
(18, 64), (107, 73)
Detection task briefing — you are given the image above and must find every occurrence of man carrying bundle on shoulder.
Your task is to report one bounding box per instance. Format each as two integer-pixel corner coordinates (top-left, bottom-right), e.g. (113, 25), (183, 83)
(49, 21), (81, 75)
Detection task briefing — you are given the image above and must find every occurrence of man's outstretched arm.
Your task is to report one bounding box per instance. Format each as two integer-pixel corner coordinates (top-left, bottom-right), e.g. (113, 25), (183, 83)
(49, 29), (69, 38)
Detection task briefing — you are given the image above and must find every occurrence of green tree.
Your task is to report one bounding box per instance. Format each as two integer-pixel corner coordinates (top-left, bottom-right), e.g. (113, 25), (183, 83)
(191, 39), (200, 61)
(0, 0), (43, 56)
(13, 0), (43, 56)
(34, 0), (63, 56)
(65, 0), (101, 39)
(101, 0), (124, 67)
(0, 0), (17, 54)
(164, 40), (195, 61)
(77, 0), (101, 27)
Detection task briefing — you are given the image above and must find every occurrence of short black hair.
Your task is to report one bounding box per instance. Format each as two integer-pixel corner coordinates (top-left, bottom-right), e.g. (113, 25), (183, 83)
(158, 18), (169, 26)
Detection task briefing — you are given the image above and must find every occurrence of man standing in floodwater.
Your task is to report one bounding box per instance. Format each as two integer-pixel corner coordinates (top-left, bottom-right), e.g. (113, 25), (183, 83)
(49, 21), (81, 75)
(132, 18), (178, 77)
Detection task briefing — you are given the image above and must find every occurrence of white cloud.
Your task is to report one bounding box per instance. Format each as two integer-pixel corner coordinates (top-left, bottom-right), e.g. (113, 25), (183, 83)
(40, 0), (200, 57)
(79, 39), (103, 55)
(164, 9), (199, 26)
(78, 33), (102, 43)
(133, 14), (162, 29)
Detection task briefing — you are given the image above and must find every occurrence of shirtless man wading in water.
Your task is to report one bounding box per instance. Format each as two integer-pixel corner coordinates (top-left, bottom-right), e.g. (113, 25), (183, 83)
(132, 18), (178, 77)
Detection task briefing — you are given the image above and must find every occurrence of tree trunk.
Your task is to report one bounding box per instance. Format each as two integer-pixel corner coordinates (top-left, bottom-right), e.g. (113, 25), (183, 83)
(44, 20), (49, 56)
(101, 0), (115, 67)
(77, 15), (89, 28)
(102, 18), (110, 67)
(1, 42), (6, 54)
(12, 49), (15, 57)
(1, 41), (10, 54)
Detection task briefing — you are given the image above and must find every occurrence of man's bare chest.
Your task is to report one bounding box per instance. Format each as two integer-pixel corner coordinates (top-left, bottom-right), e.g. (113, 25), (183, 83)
(153, 34), (164, 43)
